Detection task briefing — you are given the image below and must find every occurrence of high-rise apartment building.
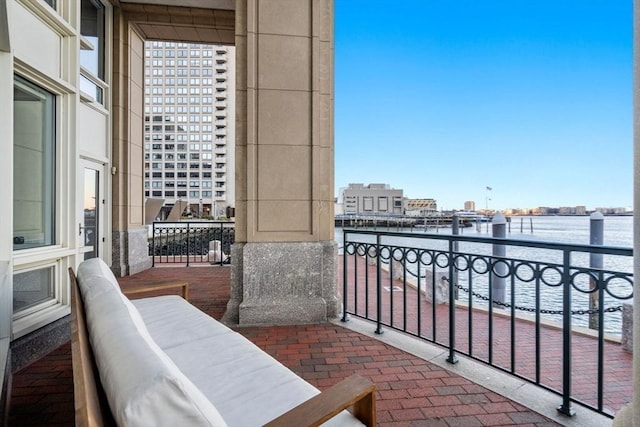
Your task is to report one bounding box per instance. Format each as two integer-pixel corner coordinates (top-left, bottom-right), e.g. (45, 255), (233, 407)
(144, 41), (235, 219)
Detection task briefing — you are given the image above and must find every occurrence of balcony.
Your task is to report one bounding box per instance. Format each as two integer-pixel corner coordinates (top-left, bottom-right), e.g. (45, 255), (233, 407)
(9, 264), (603, 426)
(341, 228), (633, 419)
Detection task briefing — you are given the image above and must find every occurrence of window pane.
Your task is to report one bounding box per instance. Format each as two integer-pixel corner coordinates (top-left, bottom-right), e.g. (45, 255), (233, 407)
(13, 267), (55, 313)
(13, 76), (56, 250)
(80, 0), (105, 79)
(80, 74), (104, 103)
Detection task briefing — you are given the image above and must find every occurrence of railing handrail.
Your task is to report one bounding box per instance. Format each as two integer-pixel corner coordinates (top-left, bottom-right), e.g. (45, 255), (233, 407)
(342, 228), (633, 256)
(150, 220), (235, 266)
(152, 220), (235, 226)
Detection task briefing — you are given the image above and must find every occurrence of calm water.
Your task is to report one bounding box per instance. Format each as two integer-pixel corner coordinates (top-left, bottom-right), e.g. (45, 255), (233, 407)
(337, 215), (634, 334)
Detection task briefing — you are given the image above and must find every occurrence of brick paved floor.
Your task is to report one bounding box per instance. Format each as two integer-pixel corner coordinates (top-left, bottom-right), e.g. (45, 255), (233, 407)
(9, 265), (561, 426)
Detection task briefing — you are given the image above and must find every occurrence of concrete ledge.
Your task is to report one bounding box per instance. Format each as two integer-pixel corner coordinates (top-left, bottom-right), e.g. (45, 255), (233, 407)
(10, 315), (70, 373)
(335, 316), (612, 427)
(239, 297), (328, 325)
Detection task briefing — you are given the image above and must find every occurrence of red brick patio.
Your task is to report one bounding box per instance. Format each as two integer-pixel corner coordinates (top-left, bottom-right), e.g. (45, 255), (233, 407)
(9, 265), (566, 426)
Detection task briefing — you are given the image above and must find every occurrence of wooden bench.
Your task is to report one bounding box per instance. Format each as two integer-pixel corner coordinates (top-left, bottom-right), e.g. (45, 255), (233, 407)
(69, 261), (376, 426)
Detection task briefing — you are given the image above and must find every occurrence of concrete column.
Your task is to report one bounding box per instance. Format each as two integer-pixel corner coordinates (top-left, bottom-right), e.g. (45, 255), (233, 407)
(613, 1), (639, 424)
(110, 10), (151, 276)
(224, 0), (338, 325)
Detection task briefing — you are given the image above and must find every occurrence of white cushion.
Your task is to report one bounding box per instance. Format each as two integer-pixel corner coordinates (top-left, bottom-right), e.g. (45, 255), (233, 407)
(76, 258), (120, 302)
(133, 296), (363, 426)
(76, 260), (227, 427)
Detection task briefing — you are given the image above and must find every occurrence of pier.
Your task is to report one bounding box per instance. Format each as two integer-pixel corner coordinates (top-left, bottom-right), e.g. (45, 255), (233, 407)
(335, 214), (477, 229)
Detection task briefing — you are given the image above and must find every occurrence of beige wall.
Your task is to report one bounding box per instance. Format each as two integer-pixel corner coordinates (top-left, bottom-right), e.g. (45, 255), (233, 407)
(235, 0), (334, 244)
(112, 11), (145, 232)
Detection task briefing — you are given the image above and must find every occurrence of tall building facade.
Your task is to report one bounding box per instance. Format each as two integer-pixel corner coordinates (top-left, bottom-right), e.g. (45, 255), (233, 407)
(144, 41), (235, 219)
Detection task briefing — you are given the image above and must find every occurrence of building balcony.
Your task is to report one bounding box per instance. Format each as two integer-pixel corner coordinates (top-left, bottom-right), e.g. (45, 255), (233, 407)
(8, 262), (614, 426)
(215, 81), (227, 90)
(215, 128), (227, 136)
(215, 63), (227, 72)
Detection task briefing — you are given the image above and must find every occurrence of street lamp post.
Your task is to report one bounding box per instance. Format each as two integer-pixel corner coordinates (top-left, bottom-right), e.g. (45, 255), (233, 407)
(485, 186), (492, 210)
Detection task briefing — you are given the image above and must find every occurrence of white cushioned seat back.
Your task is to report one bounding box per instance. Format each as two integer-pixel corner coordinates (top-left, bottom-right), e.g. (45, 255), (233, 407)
(76, 258), (121, 302)
(76, 260), (227, 427)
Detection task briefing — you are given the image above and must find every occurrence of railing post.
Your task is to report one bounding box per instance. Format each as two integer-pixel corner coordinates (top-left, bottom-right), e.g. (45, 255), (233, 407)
(452, 214), (459, 300)
(219, 221), (224, 266)
(152, 222), (156, 267)
(557, 249), (575, 417)
(492, 212), (507, 306)
(589, 212), (604, 329)
(375, 234), (383, 335)
(186, 222), (190, 267)
(342, 231), (348, 322)
(447, 239), (458, 364)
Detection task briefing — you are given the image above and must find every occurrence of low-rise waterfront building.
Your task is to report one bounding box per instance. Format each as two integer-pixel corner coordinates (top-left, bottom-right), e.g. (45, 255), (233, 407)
(406, 198), (438, 215)
(342, 183), (404, 215)
(595, 207), (629, 215)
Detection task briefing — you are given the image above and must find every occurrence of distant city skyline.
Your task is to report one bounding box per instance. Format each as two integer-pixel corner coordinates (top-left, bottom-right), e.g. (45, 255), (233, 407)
(334, 1), (632, 211)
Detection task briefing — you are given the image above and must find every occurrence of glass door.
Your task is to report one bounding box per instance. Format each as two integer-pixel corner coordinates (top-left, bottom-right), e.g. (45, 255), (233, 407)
(80, 162), (104, 260)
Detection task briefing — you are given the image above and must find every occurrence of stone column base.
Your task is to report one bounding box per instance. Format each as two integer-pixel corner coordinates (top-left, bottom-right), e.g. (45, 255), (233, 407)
(223, 241), (339, 326)
(111, 228), (152, 277)
(612, 403), (634, 426)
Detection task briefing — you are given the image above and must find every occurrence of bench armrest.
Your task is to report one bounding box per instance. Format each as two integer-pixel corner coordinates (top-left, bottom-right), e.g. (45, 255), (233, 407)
(263, 374), (376, 427)
(123, 282), (189, 301)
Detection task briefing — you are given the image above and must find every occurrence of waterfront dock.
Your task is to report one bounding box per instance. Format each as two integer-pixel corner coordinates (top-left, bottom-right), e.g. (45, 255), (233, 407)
(335, 214), (477, 229)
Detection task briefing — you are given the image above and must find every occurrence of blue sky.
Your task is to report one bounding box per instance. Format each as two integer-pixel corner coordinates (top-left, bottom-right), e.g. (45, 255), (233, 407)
(334, 1), (632, 211)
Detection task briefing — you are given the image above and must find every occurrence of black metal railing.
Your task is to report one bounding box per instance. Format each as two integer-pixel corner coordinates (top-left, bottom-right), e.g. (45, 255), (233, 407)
(341, 229), (633, 418)
(149, 221), (235, 266)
